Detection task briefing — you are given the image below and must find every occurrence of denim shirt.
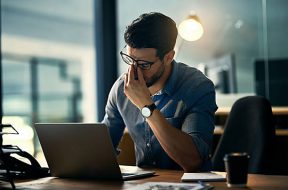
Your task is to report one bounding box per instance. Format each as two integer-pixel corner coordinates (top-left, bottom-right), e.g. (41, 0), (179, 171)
(102, 60), (218, 171)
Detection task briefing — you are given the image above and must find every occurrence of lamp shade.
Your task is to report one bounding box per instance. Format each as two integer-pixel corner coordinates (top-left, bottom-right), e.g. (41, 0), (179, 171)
(178, 14), (204, 41)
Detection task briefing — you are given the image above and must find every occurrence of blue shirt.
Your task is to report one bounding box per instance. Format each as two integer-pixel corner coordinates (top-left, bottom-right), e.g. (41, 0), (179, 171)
(102, 61), (218, 170)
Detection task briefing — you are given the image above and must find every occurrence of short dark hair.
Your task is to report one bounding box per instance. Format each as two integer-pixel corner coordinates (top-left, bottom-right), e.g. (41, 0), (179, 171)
(124, 12), (178, 60)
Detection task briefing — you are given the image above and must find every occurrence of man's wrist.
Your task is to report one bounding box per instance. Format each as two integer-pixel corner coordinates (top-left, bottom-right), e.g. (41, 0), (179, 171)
(138, 98), (154, 109)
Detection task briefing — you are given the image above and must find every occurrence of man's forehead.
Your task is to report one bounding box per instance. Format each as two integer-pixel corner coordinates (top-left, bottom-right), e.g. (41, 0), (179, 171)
(126, 46), (157, 58)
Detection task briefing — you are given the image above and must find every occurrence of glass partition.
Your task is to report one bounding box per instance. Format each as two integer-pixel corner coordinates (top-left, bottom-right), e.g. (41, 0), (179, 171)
(117, 0), (288, 107)
(1, 0), (95, 165)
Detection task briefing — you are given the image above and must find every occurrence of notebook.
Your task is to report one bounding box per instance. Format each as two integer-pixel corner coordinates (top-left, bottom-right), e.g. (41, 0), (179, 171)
(181, 172), (226, 182)
(34, 123), (155, 180)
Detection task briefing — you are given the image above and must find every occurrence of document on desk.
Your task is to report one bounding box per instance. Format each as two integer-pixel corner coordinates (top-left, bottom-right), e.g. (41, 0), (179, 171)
(181, 172), (226, 182)
(127, 182), (210, 190)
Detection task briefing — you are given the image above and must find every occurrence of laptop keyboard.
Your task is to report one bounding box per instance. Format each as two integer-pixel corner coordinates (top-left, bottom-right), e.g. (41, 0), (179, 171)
(122, 173), (135, 176)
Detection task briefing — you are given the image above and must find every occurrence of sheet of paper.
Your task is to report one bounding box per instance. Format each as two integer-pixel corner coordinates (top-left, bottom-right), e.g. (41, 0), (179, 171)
(127, 182), (205, 190)
(181, 172), (226, 182)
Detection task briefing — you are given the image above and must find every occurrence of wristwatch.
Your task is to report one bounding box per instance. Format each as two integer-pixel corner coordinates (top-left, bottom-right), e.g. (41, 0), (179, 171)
(141, 103), (157, 118)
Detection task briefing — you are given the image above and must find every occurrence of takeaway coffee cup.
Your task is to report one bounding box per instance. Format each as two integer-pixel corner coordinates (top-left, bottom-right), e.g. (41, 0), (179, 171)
(224, 152), (250, 187)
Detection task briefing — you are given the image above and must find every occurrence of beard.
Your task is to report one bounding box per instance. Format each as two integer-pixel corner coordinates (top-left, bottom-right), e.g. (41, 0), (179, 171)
(145, 63), (165, 87)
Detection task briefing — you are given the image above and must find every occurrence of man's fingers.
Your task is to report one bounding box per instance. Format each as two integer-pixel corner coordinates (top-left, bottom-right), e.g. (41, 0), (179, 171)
(123, 72), (129, 86)
(128, 65), (135, 81)
(137, 67), (145, 83)
(134, 65), (139, 80)
(126, 65), (146, 86)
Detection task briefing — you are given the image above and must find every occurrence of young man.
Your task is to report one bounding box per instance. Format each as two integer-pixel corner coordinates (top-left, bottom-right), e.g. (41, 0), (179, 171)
(102, 12), (217, 172)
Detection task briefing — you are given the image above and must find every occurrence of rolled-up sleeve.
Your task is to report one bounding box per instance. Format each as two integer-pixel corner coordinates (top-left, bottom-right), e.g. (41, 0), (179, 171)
(102, 78), (126, 149)
(182, 90), (217, 161)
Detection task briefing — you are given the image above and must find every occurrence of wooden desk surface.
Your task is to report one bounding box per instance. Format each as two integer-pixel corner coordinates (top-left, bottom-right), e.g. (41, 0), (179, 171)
(216, 107), (288, 115)
(4, 169), (288, 190)
(214, 126), (288, 136)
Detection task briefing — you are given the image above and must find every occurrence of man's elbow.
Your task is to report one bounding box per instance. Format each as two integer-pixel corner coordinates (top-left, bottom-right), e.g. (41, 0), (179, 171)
(182, 156), (203, 172)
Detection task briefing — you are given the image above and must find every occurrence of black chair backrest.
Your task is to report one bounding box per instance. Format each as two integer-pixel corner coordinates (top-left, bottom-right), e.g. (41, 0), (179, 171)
(212, 96), (275, 174)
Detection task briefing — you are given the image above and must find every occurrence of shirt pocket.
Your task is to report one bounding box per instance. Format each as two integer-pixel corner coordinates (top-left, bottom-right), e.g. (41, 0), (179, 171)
(165, 117), (184, 130)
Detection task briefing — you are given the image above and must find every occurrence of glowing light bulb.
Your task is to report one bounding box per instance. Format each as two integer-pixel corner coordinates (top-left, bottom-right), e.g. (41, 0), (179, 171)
(178, 17), (204, 41)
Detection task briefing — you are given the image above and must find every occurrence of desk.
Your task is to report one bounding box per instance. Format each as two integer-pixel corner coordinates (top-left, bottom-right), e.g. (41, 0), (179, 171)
(214, 126), (288, 136)
(216, 106), (288, 129)
(216, 107), (288, 116)
(3, 169), (288, 190)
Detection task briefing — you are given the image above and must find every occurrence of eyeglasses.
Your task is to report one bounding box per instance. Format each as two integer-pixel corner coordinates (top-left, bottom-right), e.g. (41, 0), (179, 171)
(120, 48), (158, 70)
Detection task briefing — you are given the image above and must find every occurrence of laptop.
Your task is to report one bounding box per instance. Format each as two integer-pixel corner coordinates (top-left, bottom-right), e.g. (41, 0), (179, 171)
(34, 123), (155, 180)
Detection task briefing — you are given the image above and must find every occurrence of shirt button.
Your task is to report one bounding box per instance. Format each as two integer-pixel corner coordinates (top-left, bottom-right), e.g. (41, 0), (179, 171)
(146, 143), (150, 147)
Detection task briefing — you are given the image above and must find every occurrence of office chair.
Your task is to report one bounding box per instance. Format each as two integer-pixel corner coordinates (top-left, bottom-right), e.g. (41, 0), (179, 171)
(212, 96), (275, 174)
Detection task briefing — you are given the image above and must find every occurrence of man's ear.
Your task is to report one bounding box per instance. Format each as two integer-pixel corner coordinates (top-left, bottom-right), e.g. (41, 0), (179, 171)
(164, 50), (175, 64)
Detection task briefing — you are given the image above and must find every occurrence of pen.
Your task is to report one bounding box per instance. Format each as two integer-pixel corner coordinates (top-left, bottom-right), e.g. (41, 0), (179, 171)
(198, 181), (214, 190)
(134, 64), (138, 80)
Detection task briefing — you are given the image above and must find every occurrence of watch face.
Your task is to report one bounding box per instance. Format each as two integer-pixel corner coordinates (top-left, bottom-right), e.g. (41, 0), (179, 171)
(141, 107), (151, 118)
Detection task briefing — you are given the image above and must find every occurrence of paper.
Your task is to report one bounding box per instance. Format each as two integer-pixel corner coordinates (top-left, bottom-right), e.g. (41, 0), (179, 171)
(127, 182), (205, 190)
(181, 172), (226, 182)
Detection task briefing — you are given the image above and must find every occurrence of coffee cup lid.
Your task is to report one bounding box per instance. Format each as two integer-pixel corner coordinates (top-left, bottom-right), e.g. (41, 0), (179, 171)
(223, 152), (250, 161)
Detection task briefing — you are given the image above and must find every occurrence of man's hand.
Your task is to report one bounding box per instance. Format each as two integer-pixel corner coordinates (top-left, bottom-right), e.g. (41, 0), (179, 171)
(123, 65), (153, 108)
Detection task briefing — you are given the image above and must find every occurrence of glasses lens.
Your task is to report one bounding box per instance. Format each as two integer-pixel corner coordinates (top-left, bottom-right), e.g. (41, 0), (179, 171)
(138, 63), (151, 70)
(121, 53), (133, 65)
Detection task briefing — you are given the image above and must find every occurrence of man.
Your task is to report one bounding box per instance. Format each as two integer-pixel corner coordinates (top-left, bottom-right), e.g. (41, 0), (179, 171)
(102, 12), (217, 172)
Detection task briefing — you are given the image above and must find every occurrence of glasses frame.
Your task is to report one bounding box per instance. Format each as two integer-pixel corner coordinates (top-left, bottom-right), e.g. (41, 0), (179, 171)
(120, 47), (158, 70)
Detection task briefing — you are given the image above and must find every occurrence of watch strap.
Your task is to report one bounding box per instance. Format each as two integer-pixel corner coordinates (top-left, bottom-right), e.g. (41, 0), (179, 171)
(146, 103), (156, 112)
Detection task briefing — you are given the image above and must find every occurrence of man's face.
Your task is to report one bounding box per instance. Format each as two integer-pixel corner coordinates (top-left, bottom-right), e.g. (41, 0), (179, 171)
(126, 46), (165, 87)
